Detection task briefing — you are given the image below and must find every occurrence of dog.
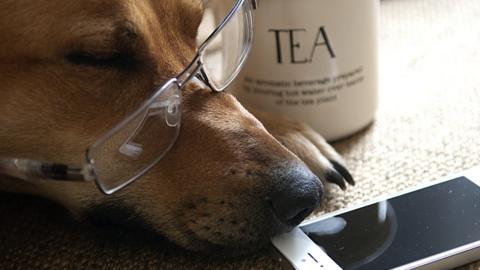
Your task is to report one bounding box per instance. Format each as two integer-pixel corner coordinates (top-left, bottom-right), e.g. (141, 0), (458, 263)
(0, 0), (353, 254)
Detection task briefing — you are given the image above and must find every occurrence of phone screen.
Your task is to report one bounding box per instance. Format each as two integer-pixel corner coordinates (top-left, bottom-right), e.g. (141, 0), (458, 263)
(301, 177), (480, 270)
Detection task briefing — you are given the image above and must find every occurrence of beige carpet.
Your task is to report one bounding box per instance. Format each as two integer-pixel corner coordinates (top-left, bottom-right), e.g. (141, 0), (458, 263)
(2, 0), (480, 269)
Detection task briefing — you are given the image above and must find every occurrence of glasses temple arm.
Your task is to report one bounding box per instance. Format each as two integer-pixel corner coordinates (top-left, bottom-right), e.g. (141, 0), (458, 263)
(0, 158), (90, 182)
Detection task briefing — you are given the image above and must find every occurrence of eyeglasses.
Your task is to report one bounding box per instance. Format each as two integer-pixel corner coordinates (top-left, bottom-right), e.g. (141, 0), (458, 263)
(0, 0), (257, 195)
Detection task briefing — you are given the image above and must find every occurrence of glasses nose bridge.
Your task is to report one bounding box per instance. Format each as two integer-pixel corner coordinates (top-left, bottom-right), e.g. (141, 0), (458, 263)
(177, 56), (205, 89)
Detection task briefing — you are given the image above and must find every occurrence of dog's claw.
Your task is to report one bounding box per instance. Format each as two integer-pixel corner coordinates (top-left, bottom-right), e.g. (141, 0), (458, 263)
(326, 168), (347, 190)
(330, 160), (355, 186)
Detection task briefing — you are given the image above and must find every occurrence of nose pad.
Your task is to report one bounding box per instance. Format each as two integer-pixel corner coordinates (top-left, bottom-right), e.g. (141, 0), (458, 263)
(269, 166), (322, 227)
(165, 95), (181, 127)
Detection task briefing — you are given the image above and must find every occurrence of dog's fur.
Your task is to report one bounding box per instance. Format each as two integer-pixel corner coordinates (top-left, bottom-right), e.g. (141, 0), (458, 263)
(0, 0), (352, 254)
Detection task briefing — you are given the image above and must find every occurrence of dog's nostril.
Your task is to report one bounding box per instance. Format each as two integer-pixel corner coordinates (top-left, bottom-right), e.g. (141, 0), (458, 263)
(270, 193), (319, 227)
(291, 208), (314, 225)
(268, 164), (322, 227)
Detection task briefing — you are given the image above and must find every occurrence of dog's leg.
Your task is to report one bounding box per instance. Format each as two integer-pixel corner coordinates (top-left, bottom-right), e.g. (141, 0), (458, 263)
(250, 108), (355, 190)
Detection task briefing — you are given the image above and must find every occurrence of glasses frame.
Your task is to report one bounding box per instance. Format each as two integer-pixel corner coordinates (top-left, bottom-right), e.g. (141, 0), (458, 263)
(86, 78), (182, 194)
(0, 0), (257, 195)
(196, 0), (256, 91)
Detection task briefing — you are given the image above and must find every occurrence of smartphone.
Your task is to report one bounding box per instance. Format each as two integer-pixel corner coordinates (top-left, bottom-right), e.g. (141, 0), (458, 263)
(271, 166), (480, 270)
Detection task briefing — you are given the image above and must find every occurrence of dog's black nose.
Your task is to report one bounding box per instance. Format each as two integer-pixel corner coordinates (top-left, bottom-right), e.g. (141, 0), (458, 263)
(269, 164), (322, 227)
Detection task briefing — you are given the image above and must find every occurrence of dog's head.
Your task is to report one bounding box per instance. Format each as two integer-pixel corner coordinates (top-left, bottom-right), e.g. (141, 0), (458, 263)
(0, 0), (322, 253)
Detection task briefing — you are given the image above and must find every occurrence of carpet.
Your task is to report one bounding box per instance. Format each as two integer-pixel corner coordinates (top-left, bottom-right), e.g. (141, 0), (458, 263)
(1, 0), (480, 269)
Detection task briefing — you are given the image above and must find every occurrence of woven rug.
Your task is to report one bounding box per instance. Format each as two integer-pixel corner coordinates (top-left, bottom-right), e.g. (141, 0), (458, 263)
(2, 0), (480, 269)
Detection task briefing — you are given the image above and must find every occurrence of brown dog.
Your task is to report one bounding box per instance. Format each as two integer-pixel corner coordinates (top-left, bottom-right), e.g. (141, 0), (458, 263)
(0, 0), (353, 254)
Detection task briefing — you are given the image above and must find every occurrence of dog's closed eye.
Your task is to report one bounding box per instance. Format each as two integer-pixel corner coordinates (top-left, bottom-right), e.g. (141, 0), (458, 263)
(65, 50), (138, 70)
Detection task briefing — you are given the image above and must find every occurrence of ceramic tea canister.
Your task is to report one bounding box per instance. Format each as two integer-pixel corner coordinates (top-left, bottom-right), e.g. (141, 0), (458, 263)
(232, 0), (380, 141)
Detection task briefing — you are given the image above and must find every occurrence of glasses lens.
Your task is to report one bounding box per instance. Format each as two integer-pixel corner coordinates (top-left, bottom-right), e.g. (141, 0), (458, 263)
(87, 81), (181, 194)
(199, 0), (253, 91)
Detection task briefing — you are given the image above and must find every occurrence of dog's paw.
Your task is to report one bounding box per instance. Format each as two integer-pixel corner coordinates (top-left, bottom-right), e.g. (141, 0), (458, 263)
(252, 109), (355, 190)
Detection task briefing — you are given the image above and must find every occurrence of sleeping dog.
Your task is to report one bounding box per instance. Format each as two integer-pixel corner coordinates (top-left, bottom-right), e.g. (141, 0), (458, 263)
(0, 0), (353, 254)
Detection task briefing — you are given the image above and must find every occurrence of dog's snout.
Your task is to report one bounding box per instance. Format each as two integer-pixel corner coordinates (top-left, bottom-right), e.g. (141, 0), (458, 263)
(268, 164), (322, 227)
